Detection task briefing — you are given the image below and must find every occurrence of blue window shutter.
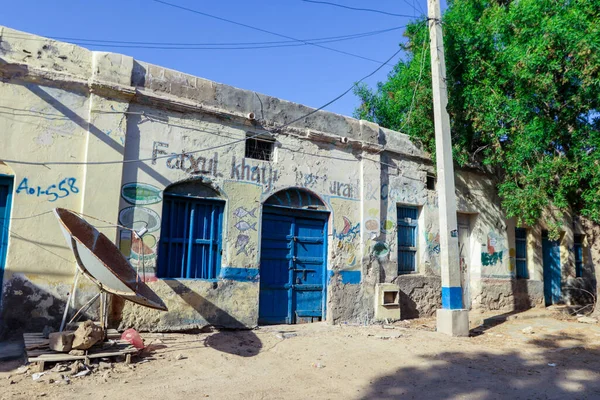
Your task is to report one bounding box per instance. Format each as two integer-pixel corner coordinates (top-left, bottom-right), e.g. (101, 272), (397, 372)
(515, 228), (528, 279)
(158, 195), (223, 279)
(574, 235), (583, 278)
(397, 206), (418, 273)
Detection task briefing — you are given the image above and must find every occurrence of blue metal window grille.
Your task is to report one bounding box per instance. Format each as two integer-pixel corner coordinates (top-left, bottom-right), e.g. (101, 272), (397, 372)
(515, 228), (528, 279)
(398, 206), (418, 273)
(574, 234), (584, 278)
(157, 194), (224, 279)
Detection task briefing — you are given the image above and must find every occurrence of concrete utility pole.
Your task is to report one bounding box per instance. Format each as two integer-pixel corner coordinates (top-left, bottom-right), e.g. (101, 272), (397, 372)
(427, 0), (469, 336)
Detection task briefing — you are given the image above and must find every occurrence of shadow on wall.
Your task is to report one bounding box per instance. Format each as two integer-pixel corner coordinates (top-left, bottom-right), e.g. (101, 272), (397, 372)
(361, 332), (600, 399)
(163, 280), (262, 357)
(0, 275), (98, 339)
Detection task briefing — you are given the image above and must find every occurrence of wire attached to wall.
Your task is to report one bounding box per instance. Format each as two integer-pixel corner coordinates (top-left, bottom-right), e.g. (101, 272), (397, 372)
(0, 44), (403, 167)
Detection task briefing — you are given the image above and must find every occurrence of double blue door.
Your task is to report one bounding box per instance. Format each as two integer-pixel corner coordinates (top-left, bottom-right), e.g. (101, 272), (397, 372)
(259, 210), (326, 324)
(0, 177), (12, 302)
(542, 232), (561, 306)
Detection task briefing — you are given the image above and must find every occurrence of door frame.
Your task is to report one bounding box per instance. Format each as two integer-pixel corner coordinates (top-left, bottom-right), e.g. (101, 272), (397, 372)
(259, 204), (329, 324)
(0, 175), (14, 307)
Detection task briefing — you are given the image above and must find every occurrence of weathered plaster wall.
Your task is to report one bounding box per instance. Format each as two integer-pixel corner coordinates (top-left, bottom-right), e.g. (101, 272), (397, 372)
(0, 27), (129, 333)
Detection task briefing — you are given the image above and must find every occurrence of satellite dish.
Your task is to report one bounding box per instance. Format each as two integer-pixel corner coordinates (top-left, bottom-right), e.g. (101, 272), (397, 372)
(54, 208), (168, 311)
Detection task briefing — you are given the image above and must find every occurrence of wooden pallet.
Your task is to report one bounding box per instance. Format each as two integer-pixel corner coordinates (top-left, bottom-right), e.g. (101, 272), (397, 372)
(24, 329), (138, 372)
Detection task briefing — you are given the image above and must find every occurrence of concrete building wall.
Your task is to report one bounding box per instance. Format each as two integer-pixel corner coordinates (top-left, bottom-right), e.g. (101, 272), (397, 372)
(0, 26), (592, 334)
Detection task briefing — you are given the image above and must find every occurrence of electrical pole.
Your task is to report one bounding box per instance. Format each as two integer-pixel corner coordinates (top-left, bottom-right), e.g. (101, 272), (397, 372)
(427, 0), (469, 336)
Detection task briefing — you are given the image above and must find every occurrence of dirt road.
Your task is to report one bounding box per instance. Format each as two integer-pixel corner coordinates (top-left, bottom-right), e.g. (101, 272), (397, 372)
(2, 310), (600, 399)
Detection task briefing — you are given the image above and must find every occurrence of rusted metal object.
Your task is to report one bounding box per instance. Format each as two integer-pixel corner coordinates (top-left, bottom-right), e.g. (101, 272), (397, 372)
(54, 208), (168, 311)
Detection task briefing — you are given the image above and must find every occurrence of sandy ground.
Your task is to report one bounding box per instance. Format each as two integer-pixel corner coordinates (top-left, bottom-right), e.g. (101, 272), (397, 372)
(2, 309), (600, 400)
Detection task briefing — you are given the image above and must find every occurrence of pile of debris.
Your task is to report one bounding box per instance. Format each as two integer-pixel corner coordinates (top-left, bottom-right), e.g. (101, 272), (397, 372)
(24, 322), (143, 373)
(8, 356), (124, 386)
(49, 321), (105, 354)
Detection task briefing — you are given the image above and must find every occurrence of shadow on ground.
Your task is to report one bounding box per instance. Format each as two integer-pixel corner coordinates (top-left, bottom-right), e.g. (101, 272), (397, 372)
(164, 280), (262, 357)
(361, 332), (600, 399)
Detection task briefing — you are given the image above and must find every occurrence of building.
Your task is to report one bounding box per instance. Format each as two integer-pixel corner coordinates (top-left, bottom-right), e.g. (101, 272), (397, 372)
(0, 26), (595, 333)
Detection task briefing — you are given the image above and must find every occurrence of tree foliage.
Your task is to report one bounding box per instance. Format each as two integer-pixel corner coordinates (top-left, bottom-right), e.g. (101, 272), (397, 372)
(355, 0), (600, 231)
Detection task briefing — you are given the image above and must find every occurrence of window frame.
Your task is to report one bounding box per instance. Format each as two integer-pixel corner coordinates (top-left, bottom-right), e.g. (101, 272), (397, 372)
(515, 228), (528, 279)
(157, 193), (224, 280)
(397, 206), (418, 274)
(245, 133), (275, 161)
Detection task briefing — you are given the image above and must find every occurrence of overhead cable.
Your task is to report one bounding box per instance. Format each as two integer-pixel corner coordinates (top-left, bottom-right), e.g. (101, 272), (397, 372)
(148, 0), (395, 65)
(2, 25), (407, 50)
(301, 0), (418, 18)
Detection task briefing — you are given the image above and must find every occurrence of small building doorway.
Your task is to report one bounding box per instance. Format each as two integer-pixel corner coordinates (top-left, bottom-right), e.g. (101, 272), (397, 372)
(457, 214), (471, 309)
(259, 189), (328, 325)
(542, 231), (561, 306)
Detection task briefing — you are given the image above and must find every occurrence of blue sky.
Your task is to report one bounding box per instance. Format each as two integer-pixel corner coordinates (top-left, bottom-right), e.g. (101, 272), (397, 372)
(1, 0), (439, 117)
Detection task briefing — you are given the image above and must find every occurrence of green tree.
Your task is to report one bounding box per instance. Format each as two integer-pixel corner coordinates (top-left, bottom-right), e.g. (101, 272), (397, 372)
(355, 0), (600, 234)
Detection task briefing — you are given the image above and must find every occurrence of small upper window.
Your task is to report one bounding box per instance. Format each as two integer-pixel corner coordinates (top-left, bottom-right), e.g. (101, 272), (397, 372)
(245, 133), (274, 161)
(426, 175), (436, 190)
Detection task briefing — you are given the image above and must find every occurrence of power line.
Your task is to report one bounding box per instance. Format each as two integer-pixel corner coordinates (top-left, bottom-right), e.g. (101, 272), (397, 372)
(301, 0), (417, 18)
(148, 0), (395, 65)
(403, 0), (426, 17)
(399, 32), (429, 133)
(0, 46), (403, 167)
(272, 47), (403, 132)
(2, 25), (406, 49)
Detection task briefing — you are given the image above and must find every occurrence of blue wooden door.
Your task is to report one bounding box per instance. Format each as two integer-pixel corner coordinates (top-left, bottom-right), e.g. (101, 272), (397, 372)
(259, 211), (326, 324)
(542, 232), (561, 306)
(0, 177), (12, 301)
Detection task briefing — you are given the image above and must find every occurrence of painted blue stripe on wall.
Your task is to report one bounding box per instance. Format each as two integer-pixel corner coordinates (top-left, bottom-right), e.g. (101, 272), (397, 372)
(441, 286), (463, 309)
(328, 270), (361, 284)
(220, 267), (259, 282)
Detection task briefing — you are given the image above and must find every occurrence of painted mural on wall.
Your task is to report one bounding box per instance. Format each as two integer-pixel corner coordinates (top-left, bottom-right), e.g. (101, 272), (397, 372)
(233, 207), (257, 256)
(333, 216), (361, 268)
(118, 182), (164, 281)
(481, 231), (506, 267)
(121, 183), (163, 205)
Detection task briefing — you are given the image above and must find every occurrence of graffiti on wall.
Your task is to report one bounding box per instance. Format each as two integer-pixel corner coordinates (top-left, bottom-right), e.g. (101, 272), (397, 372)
(380, 182), (422, 204)
(295, 171), (327, 190)
(329, 181), (357, 199)
(16, 177), (79, 202)
(233, 206), (257, 256)
(230, 157), (279, 191)
(365, 182), (378, 201)
(153, 142), (279, 191)
(481, 231), (506, 266)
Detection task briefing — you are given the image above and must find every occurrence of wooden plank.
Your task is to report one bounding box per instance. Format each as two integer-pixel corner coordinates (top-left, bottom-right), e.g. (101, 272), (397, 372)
(28, 348), (137, 364)
(28, 354), (85, 363)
